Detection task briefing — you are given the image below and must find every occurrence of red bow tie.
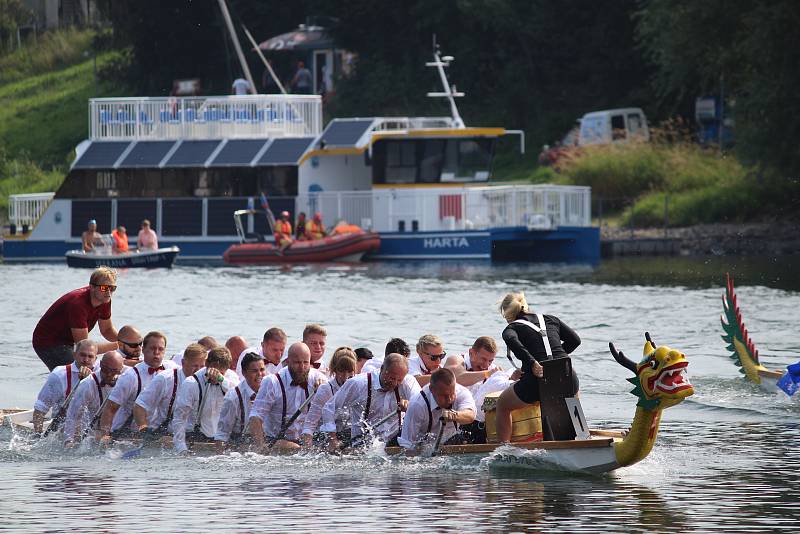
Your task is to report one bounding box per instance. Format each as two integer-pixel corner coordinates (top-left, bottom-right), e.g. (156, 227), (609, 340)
(148, 365), (165, 375)
(311, 361), (321, 369)
(250, 393), (257, 401)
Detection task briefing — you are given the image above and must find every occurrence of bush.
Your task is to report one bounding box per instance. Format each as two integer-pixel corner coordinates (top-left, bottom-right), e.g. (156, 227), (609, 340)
(0, 149), (62, 223)
(0, 28), (94, 86)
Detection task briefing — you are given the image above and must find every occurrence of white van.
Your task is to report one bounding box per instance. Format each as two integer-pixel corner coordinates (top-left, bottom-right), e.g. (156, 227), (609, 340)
(578, 108), (649, 146)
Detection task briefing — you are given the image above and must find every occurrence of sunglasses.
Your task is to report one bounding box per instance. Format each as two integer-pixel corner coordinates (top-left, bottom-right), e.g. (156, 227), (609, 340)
(423, 350), (447, 361)
(92, 284), (117, 293)
(120, 340), (143, 348)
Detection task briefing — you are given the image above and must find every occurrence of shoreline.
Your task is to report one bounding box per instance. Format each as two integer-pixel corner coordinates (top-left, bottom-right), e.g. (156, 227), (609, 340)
(601, 222), (800, 257)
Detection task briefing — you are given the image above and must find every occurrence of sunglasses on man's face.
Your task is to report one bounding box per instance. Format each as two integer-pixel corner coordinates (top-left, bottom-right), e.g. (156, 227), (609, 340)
(423, 351), (447, 361)
(120, 340), (143, 348)
(92, 284), (117, 293)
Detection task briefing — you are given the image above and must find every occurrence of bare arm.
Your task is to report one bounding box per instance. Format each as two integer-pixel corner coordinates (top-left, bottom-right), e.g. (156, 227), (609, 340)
(444, 356), (495, 387)
(133, 404), (149, 430)
(32, 410), (46, 434)
(98, 318), (118, 343)
(248, 417), (265, 449)
(98, 400), (120, 438)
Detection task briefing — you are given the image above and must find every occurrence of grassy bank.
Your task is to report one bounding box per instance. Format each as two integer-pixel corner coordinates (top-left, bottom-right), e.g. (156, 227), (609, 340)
(536, 139), (799, 227)
(0, 29), (125, 223)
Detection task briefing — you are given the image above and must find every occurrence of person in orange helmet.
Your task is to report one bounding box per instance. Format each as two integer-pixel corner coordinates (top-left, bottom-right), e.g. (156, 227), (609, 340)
(274, 211), (294, 252)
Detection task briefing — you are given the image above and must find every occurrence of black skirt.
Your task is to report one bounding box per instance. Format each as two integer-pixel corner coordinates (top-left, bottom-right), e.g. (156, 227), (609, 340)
(513, 360), (580, 404)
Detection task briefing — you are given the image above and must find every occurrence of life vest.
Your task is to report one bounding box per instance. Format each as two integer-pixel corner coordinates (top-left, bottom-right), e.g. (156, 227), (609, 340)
(332, 224), (362, 235)
(274, 220), (292, 241)
(111, 229), (129, 252)
(305, 220), (325, 240)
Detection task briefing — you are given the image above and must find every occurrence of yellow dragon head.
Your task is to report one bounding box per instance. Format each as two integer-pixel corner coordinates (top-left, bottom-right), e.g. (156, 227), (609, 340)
(610, 332), (694, 410)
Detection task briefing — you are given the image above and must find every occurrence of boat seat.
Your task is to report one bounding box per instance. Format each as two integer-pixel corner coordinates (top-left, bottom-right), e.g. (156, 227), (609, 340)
(539, 357), (581, 441)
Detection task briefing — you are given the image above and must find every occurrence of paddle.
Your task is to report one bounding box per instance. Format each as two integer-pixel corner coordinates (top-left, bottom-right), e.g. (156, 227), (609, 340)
(42, 376), (86, 437)
(346, 408), (402, 449)
(269, 386), (318, 449)
(431, 416), (447, 456)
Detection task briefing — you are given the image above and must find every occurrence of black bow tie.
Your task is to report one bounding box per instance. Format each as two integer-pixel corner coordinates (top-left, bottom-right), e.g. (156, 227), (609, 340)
(250, 393), (257, 401)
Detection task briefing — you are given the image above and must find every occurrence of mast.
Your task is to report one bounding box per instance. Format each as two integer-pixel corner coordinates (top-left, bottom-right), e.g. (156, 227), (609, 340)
(217, 0), (257, 94)
(425, 37), (465, 129)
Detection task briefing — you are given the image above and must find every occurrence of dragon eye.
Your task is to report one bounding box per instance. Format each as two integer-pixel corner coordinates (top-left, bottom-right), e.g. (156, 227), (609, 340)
(649, 359), (658, 369)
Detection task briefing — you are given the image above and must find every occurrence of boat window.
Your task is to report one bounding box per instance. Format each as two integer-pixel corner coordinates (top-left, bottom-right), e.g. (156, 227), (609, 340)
(385, 140), (417, 183)
(611, 115), (626, 140)
(442, 138), (494, 181)
(419, 139), (445, 183)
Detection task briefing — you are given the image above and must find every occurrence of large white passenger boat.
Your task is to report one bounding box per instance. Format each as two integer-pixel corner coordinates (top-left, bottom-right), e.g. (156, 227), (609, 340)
(3, 49), (598, 262)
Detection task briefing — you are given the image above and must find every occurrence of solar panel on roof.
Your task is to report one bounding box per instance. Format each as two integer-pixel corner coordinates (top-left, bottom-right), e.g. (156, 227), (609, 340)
(210, 139), (269, 167)
(257, 137), (315, 165)
(72, 141), (130, 169)
(119, 141), (176, 168)
(319, 119), (374, 147)
(163, 140), (221, 167)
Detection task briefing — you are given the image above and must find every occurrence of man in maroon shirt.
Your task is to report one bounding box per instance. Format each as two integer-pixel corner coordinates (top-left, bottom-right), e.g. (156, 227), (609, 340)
(32, 267), (120, 370)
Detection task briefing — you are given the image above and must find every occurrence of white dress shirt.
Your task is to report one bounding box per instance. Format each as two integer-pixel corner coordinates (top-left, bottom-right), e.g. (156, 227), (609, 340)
(473, 370), (516, 422)
(214, 380), (257, 442)
(172, 368), (237, 452)
(249, 366), (327, 441)
(360, 356), (384, 375)
(398, 383), (476, 449)
(460, 353), (500, 398)
(236, 346), (280, 381)
(134, 368), (186, 431)
(407, 355), (433, 376)
(107, 360), (178, 431)
(302, 378), (348, 436)
(63, 371), (113, 442)
(320, 370), (421, 440)
(34, 363), (84, 416)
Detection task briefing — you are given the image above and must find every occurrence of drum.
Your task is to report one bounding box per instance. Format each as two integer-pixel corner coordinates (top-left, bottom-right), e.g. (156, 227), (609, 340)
(483, 391), (543, 443)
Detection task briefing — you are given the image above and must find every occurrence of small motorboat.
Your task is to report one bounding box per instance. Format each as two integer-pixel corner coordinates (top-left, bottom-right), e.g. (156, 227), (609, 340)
(66, 235), (179, 268)
(223, 209), (380, 265)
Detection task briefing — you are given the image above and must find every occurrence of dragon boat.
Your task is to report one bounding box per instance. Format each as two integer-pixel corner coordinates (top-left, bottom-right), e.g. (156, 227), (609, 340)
(4, 334), (694, 474)
(721, 273), (800, 397)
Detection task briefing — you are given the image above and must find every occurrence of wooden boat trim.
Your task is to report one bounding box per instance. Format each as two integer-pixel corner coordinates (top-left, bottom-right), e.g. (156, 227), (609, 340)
(757, 368), (784, 380)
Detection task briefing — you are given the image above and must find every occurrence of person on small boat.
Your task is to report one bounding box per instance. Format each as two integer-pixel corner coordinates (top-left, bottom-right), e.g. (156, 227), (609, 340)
(111, 225), (129, 253)
(249, 342), (328, 453)
(97, 331), (177, 444)
(354, 347), (374, 374)
(399, 368), (476, 454)
(361, 337), (411, 375)
(215, 352), (267, 452)
(81, 219), (102, 252)
(133, 343), (207, 440)
(323, 353), (420, 452)
(32, 267), (120, 371)
(304, 212), (327, 240)
(236, 327), (287, 379)
(408, 334), (446, 386)
(63, 351), (124, 447)
(274, 211), (293, 252)
(301, 347), (358, 447)
(294, 212), (307, 240)
(32, 339), (99, 434)
(225, 336), (249, 377)
(495, 292), (581, 443)
(172, 347), (237, 453)
(116, 325), (144, 367)
(137, 219), (158, 251)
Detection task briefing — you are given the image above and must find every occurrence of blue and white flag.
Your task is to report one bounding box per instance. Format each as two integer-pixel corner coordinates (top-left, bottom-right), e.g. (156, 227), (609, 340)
(776, 361), (800, 397)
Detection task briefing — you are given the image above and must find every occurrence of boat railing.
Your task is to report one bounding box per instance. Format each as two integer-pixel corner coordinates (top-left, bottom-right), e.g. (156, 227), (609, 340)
(295, 184), (592, 233)
(7, 192), (55, 231)
(371, 117), (458, 132)
(88, 94), (323, 141)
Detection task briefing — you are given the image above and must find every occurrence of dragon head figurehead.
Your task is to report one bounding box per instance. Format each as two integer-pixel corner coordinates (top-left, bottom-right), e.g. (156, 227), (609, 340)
(609, 332), (694, 410)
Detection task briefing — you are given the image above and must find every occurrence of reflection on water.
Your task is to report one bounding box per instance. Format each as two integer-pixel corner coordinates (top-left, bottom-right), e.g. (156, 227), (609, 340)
(1, 258), (800, 532)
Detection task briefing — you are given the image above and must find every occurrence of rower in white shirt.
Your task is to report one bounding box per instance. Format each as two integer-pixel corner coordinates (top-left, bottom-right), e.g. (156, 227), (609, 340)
(323, 353), (421, 452)
(172, 347), (237, 453)
(63, 351), (124, 447)
(359, 338), (411, 375)
(279, 324), (329, 374)
(407, 334), (446, 387)
(249, 342), (327, 453)
(225, 335), (249, 379)
(236, 326), (286, 380)
(97, 331), (177, 444)
(301, 347), (357, 447)
(443, 336), (503, 397)
(32, 339), (99, 434)
(398, 368), (476, 454)
(215, 352), (267, 451)
(133, 343), (207, 439)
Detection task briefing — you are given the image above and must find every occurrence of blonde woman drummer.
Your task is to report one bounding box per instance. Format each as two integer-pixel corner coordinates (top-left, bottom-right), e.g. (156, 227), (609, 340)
(495, 292), (581, 443)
